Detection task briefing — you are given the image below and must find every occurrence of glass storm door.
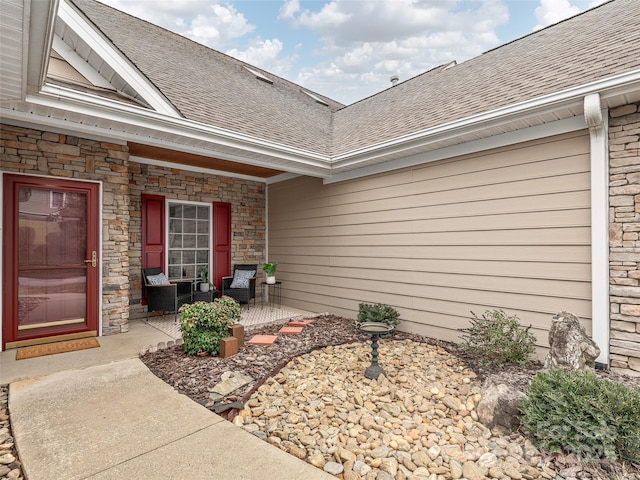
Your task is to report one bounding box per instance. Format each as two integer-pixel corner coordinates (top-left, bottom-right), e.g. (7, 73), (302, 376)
(2, 175), (100, 347)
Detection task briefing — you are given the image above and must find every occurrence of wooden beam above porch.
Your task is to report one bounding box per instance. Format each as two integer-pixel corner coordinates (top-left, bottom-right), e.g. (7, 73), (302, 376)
(128, 142), (285, 179)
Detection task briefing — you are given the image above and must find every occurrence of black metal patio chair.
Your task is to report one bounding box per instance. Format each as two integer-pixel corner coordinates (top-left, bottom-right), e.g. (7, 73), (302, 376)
(142, 267), (193, 322)
(221, 264), (257, 309)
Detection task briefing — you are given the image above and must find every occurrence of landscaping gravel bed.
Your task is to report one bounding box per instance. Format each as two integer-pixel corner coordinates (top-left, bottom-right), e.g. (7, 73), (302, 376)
(141, 314), (640, 479)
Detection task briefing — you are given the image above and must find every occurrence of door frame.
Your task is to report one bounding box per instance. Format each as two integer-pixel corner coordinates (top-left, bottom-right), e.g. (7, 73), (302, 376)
(1, 173), (103, 350)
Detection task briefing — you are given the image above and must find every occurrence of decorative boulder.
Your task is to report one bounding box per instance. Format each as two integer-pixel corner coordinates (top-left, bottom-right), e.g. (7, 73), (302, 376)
(477, 378), (526, 432)
(544, 311), (600, 370)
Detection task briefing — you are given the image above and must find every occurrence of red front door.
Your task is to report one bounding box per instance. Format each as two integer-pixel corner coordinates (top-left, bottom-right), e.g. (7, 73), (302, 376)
(2, 175), (100, 348)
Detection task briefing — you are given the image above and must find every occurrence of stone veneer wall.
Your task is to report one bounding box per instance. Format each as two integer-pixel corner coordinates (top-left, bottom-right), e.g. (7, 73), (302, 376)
(1, 124), (266, 333)
(0, 124), (131, 334)
(609, 102), (640, 375)
(127, 162), (266, 320)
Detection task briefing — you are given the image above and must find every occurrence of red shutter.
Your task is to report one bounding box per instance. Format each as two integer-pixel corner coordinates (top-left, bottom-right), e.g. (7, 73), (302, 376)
(141, 194), (165, 304)
(212, 202), (231, 293)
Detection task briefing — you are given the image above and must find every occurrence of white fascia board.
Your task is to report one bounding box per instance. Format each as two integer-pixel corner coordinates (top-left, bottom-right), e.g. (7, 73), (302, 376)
(130, 156), (267, 183)
(324, 115), (586, 184)
(331, 69), (640, 168)
(29, 85), (331, 171)
(58, 0), (179, 117)
(52, 35), (113, 89)
(26, 0), (58, 90)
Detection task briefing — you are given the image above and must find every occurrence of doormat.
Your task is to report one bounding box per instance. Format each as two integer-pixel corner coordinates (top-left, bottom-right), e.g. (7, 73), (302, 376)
(16, 338), (100, 360)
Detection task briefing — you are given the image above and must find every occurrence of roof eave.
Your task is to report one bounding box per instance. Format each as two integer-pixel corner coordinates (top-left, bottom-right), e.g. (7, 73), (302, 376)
(2, 83), (332, 177)
(328, 68), (640, 175)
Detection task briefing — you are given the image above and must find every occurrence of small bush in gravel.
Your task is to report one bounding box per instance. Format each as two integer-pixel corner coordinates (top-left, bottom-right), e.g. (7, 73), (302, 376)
(179, 297), (241, 355)
(458, 309), (536, 368)
(521, 368), (640, 463)
(357, 303), (400, 326)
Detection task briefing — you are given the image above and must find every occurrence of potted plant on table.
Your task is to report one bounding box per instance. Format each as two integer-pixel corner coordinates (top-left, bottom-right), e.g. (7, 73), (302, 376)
(199, 267), (210, 292)
(263, 262), (279, 284)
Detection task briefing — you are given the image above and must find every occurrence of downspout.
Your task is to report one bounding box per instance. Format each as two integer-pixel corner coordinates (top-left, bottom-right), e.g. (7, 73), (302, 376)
(265, 184), (269, 264)
(584, 93), (609, 367)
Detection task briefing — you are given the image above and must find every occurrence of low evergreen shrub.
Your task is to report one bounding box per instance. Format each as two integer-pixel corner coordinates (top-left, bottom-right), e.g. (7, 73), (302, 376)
(458, 309), (536, 368)
(357, 303), (400, 326)
(179, 296), (241, 355)
(521, 369), (640, 463)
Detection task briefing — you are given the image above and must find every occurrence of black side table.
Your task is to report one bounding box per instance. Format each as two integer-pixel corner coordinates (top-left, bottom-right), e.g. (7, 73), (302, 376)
(193, 289), (218, 303)
(261, 281), (282, 310)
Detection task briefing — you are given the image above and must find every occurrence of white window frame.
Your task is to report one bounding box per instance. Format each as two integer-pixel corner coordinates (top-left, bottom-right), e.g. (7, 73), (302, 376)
(165, 199), (212, 284)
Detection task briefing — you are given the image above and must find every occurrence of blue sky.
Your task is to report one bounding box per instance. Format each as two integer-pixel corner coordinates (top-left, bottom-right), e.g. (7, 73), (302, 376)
(99, 0), (607, 105)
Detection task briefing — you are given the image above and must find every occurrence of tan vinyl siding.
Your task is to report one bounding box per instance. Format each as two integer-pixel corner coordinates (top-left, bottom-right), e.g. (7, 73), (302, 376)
(268, 131), (592, 353)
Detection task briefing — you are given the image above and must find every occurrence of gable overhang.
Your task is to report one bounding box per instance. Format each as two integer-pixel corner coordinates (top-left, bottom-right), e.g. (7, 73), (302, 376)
(1, 0), (58, 103)
(56, 0), (180, 117)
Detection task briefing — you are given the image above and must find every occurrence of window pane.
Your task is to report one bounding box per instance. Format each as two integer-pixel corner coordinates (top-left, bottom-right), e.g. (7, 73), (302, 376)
(169, 204), (182, 217)
(183, 205), (197, 219)
(183, 219), (196, 233)
(169, 218), (182, 233)
(196, 251), (209, 263)
(169, 234), (181, 248)
(197, 234), (209, 248)
(183, 264), (196, 279)
(183, 234), (196, 248)
(168, 250), (181, 265)
(197, 206), (208, 220)
(168, 265), (182, 278)
(183, 250), (196, 264)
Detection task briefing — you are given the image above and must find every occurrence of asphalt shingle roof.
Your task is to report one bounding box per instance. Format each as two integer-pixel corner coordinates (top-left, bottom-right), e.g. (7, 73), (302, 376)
(71, 0), (343, 156)
(71, 0), (640, 158)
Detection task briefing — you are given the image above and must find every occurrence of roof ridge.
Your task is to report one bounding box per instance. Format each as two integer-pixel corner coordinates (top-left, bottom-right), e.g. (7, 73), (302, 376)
(341, 62), (452, 109)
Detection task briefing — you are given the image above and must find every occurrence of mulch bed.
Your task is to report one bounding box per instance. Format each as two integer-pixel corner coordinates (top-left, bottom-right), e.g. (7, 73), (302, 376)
(141, 315), (432, 409)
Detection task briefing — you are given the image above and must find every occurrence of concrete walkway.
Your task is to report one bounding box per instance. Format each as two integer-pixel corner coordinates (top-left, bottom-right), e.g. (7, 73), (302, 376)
(3, 320), (333, 480)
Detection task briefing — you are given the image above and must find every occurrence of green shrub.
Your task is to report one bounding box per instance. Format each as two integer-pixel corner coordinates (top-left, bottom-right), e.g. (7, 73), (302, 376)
(458, 309), (536, 368)
(179, 296), (241, 355)
(357, 303), (400, 326)
(521, 369), (640, 463)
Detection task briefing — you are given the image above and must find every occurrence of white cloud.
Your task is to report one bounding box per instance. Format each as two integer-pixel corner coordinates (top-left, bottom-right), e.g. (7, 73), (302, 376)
(533, 0), (580, 30)
(286, 0), (509, 104)
(588, 0), (609, 8)
(99, 0), (253, 48)
(278, 0), (300, 20)
(186, 4), (254, 46)
(226, 38), (296, 78)
(532, 0), (608, 31)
